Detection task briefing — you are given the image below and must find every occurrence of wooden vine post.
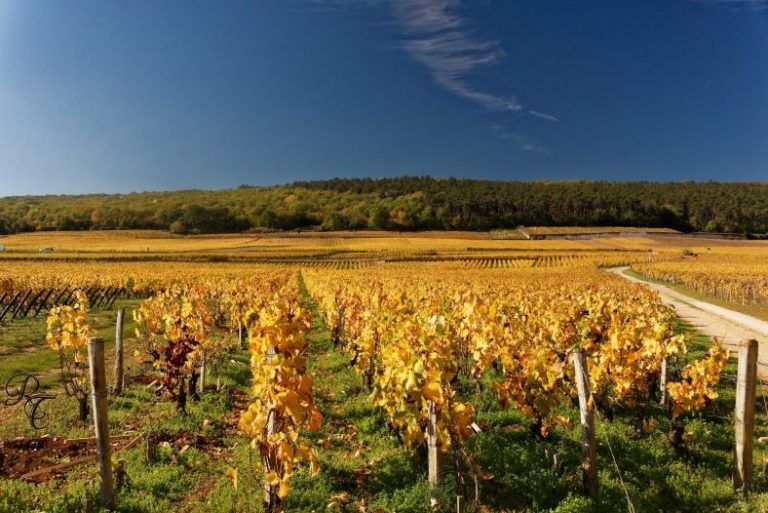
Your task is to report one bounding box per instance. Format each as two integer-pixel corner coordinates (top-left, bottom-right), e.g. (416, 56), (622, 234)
(0, 291), (22, 323)
(659, 356), (668, 406)
(88, 337), (115, 508)
(238, 319), (246, 350)
(573, 348), (598, 494)
(199, 349), (207, 395)
(113, 309), (125, 395)
(11, 289), (32, 320)
(263, 408), (278, 510)
(734, 339), (758, 492)
(263, 346), (279, 512)
(427, 400), (439, 488)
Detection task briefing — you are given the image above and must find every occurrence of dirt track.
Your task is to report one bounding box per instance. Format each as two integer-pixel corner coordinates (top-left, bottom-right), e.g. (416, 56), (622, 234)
(607, 267), (768, 374)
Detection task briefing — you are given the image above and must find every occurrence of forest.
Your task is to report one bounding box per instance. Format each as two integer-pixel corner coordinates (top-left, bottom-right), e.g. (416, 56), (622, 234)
(1, 177), (767, 234)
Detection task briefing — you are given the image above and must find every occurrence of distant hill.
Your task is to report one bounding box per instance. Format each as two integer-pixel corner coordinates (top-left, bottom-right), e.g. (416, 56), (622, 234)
(1, 176), (766, 235)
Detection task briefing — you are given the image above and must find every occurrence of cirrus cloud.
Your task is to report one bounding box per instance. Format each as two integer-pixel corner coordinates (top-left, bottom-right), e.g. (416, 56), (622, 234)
(390, 0), (521, 112)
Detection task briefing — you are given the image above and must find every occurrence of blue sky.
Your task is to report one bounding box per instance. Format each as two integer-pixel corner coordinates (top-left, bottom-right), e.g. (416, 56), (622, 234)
(0, 0), (767, 195)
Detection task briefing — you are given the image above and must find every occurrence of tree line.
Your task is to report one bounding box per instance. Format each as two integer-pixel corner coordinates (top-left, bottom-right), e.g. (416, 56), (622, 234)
(1, 177), (766, 235)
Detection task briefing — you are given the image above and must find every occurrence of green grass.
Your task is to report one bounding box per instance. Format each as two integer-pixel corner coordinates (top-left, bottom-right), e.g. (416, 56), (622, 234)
(625, 268), (768, 322)
(0, 298), (144, 388)
(2, 282), (768, 512)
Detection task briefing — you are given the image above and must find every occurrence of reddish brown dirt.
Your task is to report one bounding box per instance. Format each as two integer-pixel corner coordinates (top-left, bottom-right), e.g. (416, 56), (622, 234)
(0, 436), (96, 482)
(0, 429), (226, 483)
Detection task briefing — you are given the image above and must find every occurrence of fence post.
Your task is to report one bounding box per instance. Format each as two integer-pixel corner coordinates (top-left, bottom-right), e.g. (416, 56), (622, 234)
(427, 400), (439, 488)
(113, 309), (125, 395)
(573, 348), (598, 494)
(734, 339), (758, 492)
(88, 337), (115, 508)
(199, 349), (206, 394)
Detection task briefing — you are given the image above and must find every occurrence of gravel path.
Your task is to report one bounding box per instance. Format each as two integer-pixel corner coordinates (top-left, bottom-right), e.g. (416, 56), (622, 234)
(607, 266), (768, 374)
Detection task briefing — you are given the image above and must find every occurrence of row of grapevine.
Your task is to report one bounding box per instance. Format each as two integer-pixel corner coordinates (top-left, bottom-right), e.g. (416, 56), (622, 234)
(304, 266), (728, 505)
(633, 255), (768, 305)
(42, 269), (318, 512)
(131, 273), (321, 510)
(33, 263), (731, 511)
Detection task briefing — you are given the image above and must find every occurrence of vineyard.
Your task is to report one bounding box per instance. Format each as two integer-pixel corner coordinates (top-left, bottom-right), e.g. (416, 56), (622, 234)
(631, 253), (768, 321)
(1, 232), (768, 512)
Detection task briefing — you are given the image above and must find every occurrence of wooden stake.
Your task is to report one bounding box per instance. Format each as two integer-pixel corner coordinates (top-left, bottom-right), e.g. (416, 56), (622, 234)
(0, 291), (22, 323)
(238, 319), (246, 350)
(263, 407), (277, 509)
(10, 289), (32, 320)
(659, 356), (668, 406)
(101, 286), (116, 308)
(113, 309), (125, 395)
(61, 289), (76, 306)
(573, 348), (598, 495)
(88, 337), (115, 508)
(427, 400), (439, 487)
(32, 289), (55, 317)
(263, 348), (279, 511)
(21, 289), (46, 318)
(105, 287), (123, 309)
(734, 339), (758, 492)
(91, 287), (105, 308)
(94, 287), (105, 305)
(51, 287), (69, 304)
(199, 349), (206, 394)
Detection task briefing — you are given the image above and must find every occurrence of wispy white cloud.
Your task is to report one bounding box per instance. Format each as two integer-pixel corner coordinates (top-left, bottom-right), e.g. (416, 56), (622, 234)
(528, 110), (559, 122)
(311, 0), (558, 130)
(312, 0), (557, 120)
(389, 0), (523, 112)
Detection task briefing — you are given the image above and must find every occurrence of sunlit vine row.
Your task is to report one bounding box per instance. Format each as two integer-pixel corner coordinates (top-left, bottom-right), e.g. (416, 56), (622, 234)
(304, 264), (728, 482)
(633, 255), (768, 305)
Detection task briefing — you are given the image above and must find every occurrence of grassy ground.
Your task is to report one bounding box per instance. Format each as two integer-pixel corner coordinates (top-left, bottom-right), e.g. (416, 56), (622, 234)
(2, 280), (768, 511)
(625, 268), (768, 322)
(0, 298), (144, 389)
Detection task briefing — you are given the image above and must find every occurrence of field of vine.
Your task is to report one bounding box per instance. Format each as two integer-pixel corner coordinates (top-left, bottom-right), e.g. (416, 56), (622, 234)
(2, 233), (768, 512)
(0, 229), (690, 260)
(633, 255), (768, 305)
(631, 252), (768, 321)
